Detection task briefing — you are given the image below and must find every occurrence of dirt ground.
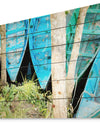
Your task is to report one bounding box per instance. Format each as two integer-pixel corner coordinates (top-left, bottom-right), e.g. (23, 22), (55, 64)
(9, 101), (44, 118)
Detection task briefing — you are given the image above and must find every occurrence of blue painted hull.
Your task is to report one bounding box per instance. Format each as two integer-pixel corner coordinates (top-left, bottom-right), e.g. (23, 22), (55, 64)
(74, 4), (100, 118)
(29, 15), (51, 89)
(6, 20), (29, 82)
(76, 50), (100, 118)
(66, 4), (100, 81)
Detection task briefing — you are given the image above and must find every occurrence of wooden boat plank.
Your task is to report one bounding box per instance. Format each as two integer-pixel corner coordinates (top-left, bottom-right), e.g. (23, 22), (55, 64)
(76, 100), (100, 118)
(6, 27), (26, 36)
(29, 15), (51, 34)
(87, 9), (100, 13)
(72, 29), (100, 35)
(29, 32), (51, 50)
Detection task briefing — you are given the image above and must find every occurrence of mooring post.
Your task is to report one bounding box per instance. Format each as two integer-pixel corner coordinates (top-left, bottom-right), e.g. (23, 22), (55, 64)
(0, 25), (7, 85)
(51, 12), (67, 118)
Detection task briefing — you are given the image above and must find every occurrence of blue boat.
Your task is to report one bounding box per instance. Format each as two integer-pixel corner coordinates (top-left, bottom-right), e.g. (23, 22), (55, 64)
(6, 20), (29, 82)
(66, 4), (100, 81)
(75, 49), (100, 118)
(66, 4), (100, 118)
(29, 15), (51, 89)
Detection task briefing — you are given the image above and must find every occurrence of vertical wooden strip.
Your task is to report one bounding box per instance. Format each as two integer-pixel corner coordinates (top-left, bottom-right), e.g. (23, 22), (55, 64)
(50, 12), (67, 118)
(0, 25), (7, 85)
(66, 7), (89, 105)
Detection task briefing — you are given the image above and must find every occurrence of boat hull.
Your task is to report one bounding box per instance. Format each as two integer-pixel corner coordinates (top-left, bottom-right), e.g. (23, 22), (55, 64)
(6, 20), (29, 82)
(29, 15), (51, 89)
(76, 50), (100, 118)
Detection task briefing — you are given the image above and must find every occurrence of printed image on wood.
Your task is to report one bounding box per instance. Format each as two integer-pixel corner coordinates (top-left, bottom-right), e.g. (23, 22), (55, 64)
(0, 3), (100, 118)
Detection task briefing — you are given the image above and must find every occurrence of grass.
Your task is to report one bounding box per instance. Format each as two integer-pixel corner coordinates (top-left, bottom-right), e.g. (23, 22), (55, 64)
(0, 80), (53, 118)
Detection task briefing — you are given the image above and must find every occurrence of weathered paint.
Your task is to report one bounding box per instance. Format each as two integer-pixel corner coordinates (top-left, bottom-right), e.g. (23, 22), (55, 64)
(29, 15), (51, 89)
(76, 50), (100, 118)
(6, 20), (29, 82)
(66, 4), (100, 81)
(66, 8), (80, 74)
(75, 4), (100, 118)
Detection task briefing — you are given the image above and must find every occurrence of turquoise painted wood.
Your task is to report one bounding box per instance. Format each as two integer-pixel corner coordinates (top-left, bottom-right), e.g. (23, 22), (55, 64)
(66, 4), (100, 82)
(66, 8), (80, 74)
(29, 15), (51, 89)
(72, 29), (100, 35)
(76, 50), (100, 118)
(87, 9), (100, 13)
(6, 20), (29, 82)
(74, 4), (100, 118)
(75, 5), (100, 82)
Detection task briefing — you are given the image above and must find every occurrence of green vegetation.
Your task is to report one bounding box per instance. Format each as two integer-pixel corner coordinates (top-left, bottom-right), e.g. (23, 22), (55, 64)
(65, 10), (70, 15)
(0, 80), (53, 118)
